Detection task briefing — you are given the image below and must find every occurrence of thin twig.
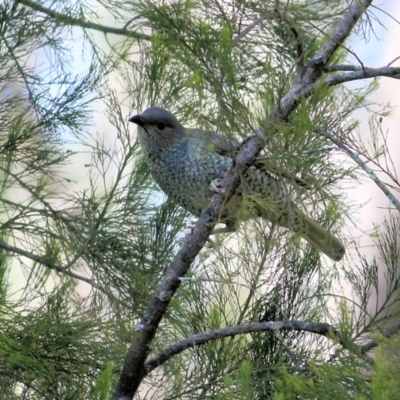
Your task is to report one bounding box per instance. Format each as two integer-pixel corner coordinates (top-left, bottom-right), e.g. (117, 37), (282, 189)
(387, 55), (400, 67)
(316, 128), (400, 213)
(370, 4), (400, 27)
(180, 276), (292, 322)
(17, 0), (151, 41)
(233, 15), (266, 44)
(0, 238), (111, 296)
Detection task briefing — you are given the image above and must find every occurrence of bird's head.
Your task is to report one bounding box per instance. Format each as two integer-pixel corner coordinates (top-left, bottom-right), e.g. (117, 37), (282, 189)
(129, 107), (185, 149)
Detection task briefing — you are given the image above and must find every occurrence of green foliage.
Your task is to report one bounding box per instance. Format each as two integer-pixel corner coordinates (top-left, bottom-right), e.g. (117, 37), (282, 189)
(90, 363), (114, 400)
(0, 283), (125, 398)
(273, 357), (373, 400)
(273, 335), (400, 400)
(371, 337), (400, 399)
(0, 0), (398, 398)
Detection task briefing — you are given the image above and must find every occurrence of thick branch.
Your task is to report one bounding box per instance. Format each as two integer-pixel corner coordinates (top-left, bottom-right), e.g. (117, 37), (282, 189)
(17, 0), (151, 41)
(111, 1), (374, 399)
(317, 128), (400, 213)
(111, 137), (260, 399)
(144, 320), (372, 375)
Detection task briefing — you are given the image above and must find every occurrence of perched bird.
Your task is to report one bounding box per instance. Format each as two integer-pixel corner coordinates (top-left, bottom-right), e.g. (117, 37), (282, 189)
(129, 107), (345, 261)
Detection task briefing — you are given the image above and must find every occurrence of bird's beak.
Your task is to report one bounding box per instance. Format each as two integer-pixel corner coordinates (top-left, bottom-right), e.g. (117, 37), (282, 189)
(129, 114), (146, 127)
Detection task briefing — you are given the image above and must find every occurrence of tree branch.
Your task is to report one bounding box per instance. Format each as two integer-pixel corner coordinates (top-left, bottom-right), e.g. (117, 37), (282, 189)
(111, 1), (374, 399)
(0, 238), (113, 297)
(324, 66), (400, 85)
(290, 65), (400, 106)
(316, 128), (400, 213)
(361, 320), (400, 353)
(233, 15), (267, 44)
(144, 320), (373, 375)
(17, 0), (151, 41)
(275, 0), (373, 120)
(324, 64), (369, 72)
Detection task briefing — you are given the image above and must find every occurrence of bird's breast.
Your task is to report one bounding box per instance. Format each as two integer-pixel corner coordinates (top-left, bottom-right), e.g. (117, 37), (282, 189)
(145, 144), (231, 216)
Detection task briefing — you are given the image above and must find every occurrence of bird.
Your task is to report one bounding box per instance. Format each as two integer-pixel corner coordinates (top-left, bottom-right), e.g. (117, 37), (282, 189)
(129, 107), (345, 262)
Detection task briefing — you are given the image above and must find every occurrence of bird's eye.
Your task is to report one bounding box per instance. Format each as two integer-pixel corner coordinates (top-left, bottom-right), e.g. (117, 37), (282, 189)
(157, 123), (166, 130)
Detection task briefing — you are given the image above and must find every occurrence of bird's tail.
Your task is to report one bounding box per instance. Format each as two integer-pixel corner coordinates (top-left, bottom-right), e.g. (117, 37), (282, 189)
(296, 208), (345, 262)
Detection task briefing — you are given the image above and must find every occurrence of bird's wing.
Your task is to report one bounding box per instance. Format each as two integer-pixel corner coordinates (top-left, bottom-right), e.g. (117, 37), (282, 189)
(188, 129), (240, 156)
(254, 157), (314, 190)
(188, 129), (316, 191)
